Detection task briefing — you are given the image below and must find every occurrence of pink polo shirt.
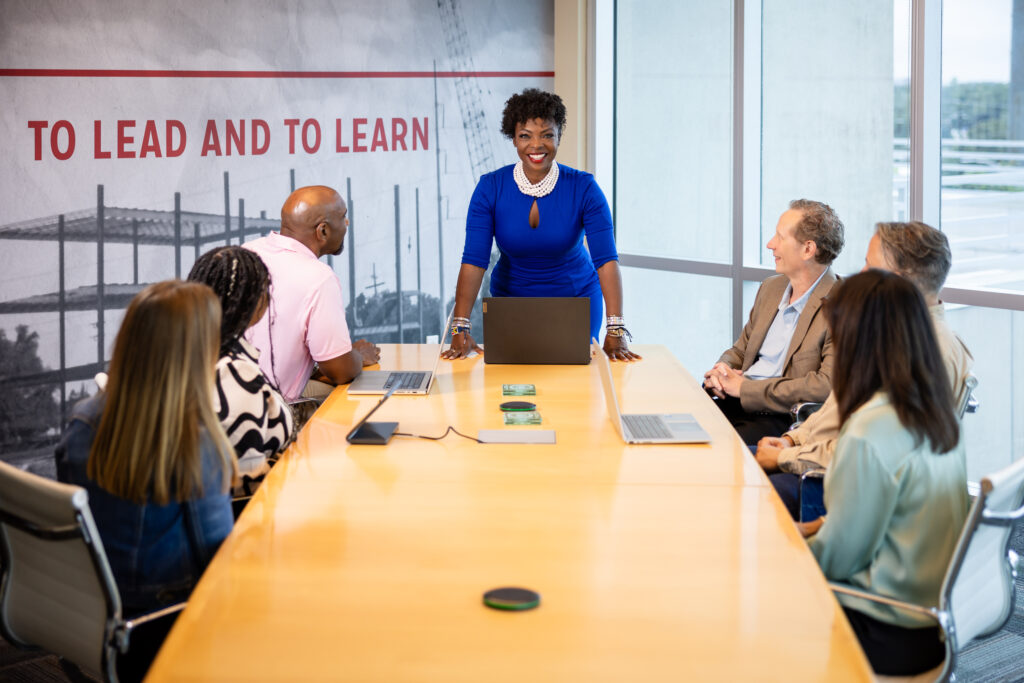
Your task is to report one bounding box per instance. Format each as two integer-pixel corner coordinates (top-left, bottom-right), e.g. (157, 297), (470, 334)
(244, 232), (352, 401)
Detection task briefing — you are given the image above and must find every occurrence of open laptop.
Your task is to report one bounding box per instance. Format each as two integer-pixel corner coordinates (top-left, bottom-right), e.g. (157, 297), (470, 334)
(482, 297), (591, 364)
(345, 387), (399, 444)
(592, 340), (711, 444)
(347, 308), (453, 395)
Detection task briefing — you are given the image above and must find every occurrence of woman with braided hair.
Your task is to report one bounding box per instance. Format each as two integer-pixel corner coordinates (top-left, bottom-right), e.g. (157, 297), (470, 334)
(188, 246), (294, 487)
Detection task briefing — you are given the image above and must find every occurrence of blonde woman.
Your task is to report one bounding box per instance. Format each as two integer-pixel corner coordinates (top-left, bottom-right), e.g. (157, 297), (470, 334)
(55, 280), (237, 679)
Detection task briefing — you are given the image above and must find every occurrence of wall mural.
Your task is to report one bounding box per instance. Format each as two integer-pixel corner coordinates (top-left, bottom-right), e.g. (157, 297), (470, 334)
(0, 0), (554, 475)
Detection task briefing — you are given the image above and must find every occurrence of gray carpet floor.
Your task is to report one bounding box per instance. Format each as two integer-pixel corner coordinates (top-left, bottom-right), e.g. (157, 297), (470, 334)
(954, 526), (1024, 683)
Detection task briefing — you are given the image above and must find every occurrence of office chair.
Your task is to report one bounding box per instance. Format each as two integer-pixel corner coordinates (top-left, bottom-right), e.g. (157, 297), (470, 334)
(829, 455), (1024, 682)
(955, 374), (978, 419)
(289, 396), (321, 431)
(789, 400), (823, 431)
(230, 398), (311, 518)
(0, 461), (184, 682)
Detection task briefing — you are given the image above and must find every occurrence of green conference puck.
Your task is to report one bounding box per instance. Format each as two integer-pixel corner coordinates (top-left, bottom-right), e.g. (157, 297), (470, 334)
(483, 587), (541, 611)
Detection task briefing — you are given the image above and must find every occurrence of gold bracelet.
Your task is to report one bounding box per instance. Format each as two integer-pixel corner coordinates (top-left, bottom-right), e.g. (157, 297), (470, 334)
(606, 326), (632, 340)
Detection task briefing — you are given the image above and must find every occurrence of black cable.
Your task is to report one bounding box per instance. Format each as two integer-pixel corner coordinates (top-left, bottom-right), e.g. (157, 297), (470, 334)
(394, 426), (481, 443)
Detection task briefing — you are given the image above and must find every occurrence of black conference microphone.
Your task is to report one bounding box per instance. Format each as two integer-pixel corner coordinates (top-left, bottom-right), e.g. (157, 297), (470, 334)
(345, 387), (399, 445)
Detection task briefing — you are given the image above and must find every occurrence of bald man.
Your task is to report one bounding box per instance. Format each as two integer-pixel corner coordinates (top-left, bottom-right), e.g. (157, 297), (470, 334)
(245, 185), (380, 401)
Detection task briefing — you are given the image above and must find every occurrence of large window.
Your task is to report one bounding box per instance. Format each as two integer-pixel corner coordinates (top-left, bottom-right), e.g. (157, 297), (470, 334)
(605, 0), (1021, 474)
(615, 2), (732, 264)
(942, 0), (1022, 296)
(760, 1), (907, 275)
(620, 269), (732, 373)
(944, 304), (1024, 479)
(614, 1), (734, 373)
(941, 0), (1024, 475)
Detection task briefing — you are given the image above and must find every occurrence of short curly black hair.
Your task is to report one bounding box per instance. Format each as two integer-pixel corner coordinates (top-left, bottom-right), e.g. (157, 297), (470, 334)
(500, 88), (567, 139)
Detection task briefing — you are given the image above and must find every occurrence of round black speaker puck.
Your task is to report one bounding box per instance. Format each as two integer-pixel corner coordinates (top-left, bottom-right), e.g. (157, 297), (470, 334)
(483, 587), (541, 611)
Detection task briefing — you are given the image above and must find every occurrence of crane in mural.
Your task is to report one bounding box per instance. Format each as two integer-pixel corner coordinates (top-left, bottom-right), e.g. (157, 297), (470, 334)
(436, 0), (502, 338)
(437, 0), (495, 179)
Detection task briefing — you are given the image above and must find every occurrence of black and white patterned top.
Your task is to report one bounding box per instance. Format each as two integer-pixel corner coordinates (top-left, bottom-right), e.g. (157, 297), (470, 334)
(214, 338), (294, 479)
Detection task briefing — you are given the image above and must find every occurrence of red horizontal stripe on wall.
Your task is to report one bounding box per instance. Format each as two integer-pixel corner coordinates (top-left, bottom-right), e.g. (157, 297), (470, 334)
(0, 68), (554, 79)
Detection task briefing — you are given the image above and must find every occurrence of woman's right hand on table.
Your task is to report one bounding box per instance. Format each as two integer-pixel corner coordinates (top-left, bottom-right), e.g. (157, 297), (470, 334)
(442, 331), (482, 359)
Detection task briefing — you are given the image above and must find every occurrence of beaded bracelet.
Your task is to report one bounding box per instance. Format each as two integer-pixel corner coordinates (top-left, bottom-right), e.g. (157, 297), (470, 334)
(606, 325), (633, 341)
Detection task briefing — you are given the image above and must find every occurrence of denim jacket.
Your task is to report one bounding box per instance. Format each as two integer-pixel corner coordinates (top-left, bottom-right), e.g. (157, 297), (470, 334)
(55, 394), (233, 616)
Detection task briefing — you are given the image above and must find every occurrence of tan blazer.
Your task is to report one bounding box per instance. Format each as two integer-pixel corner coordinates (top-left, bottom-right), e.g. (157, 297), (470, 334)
(717, 269), (838, 414)
(777, 302), (974, 475)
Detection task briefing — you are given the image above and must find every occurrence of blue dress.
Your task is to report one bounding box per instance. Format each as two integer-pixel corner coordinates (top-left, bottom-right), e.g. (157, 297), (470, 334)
(461, 163), (619, 339)
(55, 394), (234, 616)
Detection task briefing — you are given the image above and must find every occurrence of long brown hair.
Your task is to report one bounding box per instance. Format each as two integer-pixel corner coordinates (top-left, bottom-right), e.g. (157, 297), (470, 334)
(827, 269), (958, 453)
(87, 280), (236, 504)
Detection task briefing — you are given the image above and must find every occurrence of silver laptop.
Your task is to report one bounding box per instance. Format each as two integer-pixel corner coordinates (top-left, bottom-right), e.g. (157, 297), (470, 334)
(347, 309), (453, 395)
(592, 340), (711, 444)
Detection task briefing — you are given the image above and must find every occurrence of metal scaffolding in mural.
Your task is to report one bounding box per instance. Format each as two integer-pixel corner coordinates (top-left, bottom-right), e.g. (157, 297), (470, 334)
(0, 176), (278, 417)
(343, 179), (436, 344)
(0, 173), (447, 390)
(0, 169), (451, 470)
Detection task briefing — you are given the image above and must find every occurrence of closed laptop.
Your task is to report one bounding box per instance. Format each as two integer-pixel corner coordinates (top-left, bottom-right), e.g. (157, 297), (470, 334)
(482, 297), (590, 365)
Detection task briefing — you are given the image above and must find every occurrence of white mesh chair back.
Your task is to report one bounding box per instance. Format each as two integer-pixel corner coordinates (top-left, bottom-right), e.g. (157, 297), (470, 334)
(944, 456), (1024, 648)
(0, 461), (121, 680)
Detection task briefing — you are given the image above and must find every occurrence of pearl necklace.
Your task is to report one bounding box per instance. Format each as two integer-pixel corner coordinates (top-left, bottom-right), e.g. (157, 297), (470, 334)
(513, 160), (559, 198)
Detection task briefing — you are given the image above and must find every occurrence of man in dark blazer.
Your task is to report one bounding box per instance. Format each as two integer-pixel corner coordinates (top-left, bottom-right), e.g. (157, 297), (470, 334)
(703, 199), (844, 444)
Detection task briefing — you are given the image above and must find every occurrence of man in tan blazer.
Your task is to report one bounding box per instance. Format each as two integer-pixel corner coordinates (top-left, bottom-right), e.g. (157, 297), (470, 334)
(703, 199), (844, 444)
(753, 220), (973, 520)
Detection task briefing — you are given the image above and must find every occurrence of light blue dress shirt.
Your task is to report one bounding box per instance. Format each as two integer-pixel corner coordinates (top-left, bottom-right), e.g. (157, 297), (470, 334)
(745, 269), (827, 380)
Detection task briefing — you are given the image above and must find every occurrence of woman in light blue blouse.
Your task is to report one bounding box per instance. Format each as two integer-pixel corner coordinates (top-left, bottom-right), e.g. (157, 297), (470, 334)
(803, 269), (967, 676)
(443, 88), (639, 361)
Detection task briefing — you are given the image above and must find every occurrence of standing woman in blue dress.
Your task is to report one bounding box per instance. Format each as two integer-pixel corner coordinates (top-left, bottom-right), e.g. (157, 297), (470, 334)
(443, 88), (640, 361)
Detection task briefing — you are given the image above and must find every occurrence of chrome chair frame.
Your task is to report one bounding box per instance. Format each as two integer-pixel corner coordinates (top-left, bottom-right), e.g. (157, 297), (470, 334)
(789, 401), (822, 431)
(797, 468), (828, 523)
(0, 463), (184, 682)
(829, 457), (1024, 682)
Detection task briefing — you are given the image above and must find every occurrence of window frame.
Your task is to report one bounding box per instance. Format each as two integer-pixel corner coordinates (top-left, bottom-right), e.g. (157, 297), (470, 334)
(593, 0), (1024, 346)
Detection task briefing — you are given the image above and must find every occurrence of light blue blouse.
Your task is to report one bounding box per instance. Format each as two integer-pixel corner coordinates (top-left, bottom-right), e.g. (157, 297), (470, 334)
(808, 391), (968, 628)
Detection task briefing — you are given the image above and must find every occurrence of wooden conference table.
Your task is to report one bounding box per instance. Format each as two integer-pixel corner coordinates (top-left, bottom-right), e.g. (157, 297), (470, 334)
(147, 344), (872, 682)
